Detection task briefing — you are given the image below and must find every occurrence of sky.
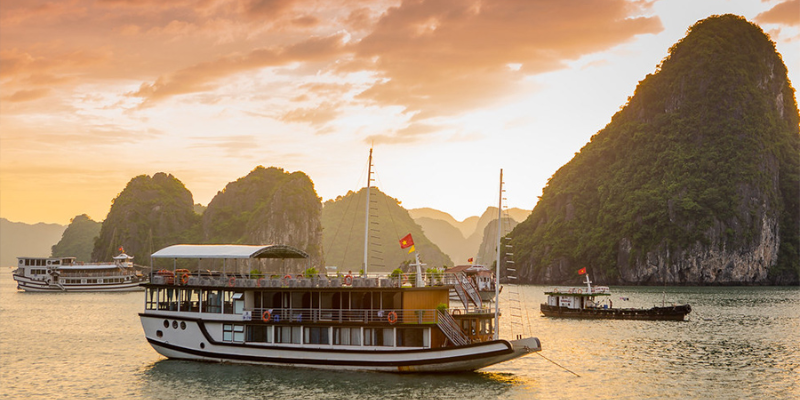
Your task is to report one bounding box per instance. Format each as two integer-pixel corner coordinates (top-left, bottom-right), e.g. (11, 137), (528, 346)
(1, 0), (798, 226)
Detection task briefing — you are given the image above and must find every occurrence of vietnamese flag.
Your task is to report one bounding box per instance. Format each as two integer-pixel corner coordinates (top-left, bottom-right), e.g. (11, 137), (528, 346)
(578, 267), (586, 275)
(399, 233), (414, 249)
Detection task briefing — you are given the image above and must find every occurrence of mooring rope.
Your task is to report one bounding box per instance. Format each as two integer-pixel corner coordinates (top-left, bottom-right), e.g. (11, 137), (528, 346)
(537, 352), (581, 377)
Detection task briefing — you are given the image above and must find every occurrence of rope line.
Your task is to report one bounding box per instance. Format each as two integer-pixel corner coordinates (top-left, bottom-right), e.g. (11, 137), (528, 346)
(537, 352), (581, 377)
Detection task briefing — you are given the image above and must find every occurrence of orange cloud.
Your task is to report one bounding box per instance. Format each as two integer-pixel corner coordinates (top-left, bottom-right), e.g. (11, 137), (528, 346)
(5, 88), (51, 102)
(352, 0), (662, 121)
(129, 32), (350, 107)
(755, 0), (800, 26)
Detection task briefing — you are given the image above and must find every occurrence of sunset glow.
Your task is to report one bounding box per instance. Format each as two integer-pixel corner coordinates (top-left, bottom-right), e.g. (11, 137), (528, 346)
(1, 0), (798, 224)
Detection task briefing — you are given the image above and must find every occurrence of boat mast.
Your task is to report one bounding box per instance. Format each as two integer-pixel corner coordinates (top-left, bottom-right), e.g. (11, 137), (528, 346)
(494, 169), (503, 340)
(363, 147), (373, 276)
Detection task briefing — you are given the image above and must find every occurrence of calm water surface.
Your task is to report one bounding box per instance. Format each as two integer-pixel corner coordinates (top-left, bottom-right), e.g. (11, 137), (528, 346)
(1, 272), (797, 399)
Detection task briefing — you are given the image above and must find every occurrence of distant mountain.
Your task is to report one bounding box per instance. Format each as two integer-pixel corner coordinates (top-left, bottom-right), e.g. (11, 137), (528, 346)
(409, 207), (530, 265)
(51, 214), (101, 262)
(0, 218), (66, 267)
(510, 15), (799, 285)
(408, 208), (478, 238)
(322, 188), (453, 273)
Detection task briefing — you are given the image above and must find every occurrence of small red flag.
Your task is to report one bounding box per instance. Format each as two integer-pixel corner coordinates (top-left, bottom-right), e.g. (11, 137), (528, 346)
(399, 233), (414, 249)
(119, 246), (124, 252)
(578, 267), (586, 275)
(468, 258), (474, 263)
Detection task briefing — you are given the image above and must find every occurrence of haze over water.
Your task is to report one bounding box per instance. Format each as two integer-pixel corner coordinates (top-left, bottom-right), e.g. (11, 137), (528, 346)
(1, 273), (797, 399)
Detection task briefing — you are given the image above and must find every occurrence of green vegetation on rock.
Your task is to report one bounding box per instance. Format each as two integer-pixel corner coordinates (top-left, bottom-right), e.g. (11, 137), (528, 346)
(510, 15), (799, 285)
(51, 214), (101, 262)
(322, 187), (453, 273)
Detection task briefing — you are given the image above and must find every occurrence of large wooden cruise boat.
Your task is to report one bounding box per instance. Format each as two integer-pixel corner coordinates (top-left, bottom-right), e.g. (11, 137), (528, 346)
(139, 159), (540, 372)
(13, 252), (147, 292)
(138, 244), (541, 372)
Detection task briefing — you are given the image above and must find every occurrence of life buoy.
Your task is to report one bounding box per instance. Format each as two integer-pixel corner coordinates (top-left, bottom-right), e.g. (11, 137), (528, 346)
(228, 277), (236, 287)
(387, 311), (398, 324)
(576, 288), (583, 294)
(282, 274), (292, 286)
(344, 274), (353, 286)
(257, 278), (266, 287)
(181, 273), (189, 285)
(261, 310), (271, 322)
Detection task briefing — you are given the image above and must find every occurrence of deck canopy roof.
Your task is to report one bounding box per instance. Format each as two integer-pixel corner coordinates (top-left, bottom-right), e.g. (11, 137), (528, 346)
(151, 244), (309, 260)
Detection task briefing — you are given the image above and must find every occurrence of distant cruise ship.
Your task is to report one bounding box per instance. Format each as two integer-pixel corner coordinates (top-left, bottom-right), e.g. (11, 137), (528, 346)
(13, 252), (148, 292)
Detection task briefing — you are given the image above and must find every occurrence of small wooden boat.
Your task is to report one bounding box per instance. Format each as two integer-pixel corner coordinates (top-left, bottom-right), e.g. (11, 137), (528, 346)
(540, 274), (691, 321)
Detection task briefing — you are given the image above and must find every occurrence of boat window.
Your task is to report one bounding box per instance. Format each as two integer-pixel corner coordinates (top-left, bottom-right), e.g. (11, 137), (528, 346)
(203, 290), (222, 313)
(223, 324), (244, 342)
(396, 328), (424, 347)
(304, 327), (329, 345)
(246, 325), (271, 343)
(222, 291), (235, 314)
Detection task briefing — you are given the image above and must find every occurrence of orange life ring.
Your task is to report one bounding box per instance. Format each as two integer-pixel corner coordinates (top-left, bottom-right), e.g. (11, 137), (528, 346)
(344, 274), (353, 286)
(576, 288), (583, 294)
(282, 274), (292, 285)
(181, 273), (189, 285)
(261, 310), (271, 322)
(387, 311), (398, 324)
(257, 277), (266, 287)
(228, 277), (236, 287)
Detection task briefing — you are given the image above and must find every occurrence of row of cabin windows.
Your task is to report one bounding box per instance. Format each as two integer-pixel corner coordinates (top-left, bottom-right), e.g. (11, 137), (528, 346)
(62, 278), (128, 284)
(224, 324), (426, 347)
(146, 288), (402, 314)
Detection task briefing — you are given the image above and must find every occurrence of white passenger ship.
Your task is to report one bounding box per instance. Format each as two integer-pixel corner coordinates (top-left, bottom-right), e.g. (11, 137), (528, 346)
(138, 244), (541, 372)
(13, 252), (148, 292)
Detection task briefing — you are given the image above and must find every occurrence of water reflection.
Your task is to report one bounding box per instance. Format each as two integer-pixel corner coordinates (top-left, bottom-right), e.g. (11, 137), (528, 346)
(140, 359), (527, 399)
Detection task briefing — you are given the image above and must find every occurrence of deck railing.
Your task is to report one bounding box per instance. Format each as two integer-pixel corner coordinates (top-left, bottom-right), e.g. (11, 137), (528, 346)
(248, 308), (441, 325)
(149, 271), (453, 289)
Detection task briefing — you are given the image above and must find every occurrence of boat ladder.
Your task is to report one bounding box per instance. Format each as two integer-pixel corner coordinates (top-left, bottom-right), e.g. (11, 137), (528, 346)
(502, 235), (529, 339)
(456, 272), (483, 309)
(437, 310), (469, 346)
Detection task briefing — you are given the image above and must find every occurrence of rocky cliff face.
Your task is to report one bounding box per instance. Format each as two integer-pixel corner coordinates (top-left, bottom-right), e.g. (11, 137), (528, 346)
(202, 166), (323, 272)
(511, 15), (799, 285)
(92, 173), (199, 264)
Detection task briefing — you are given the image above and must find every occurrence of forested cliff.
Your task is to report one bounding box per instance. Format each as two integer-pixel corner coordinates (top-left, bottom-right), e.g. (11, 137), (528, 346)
(510, 15), (800, 285)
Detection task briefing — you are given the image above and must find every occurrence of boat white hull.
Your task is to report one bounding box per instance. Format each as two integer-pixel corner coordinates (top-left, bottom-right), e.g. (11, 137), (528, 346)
(14, 276), (145, 292)
(140, 313), (541, 372)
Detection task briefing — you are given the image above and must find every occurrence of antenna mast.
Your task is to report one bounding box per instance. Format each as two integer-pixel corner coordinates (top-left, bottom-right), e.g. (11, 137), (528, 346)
(494, 169), (503, 340)
(363, 147), (373, 275)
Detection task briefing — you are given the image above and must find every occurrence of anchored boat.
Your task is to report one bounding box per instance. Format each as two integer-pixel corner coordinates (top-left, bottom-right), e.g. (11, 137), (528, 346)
(138, 158), (541, 372)
(540, 274), (691, 321)
(13, 252), (147, 292)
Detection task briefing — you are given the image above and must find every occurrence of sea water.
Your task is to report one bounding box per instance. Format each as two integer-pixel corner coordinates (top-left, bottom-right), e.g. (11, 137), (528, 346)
(1, 272), (797, 399)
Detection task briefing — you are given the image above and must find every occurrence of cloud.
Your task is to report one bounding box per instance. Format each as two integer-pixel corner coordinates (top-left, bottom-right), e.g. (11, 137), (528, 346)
(129, 32), (350, 107)
(5, 88), (51, 102)
(755, 0), (800, 26)
(351, 0), (662, 118)
(365, 122), (441, 144)
(281, 102), (341, 126)
(189, 135), (262, 158)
